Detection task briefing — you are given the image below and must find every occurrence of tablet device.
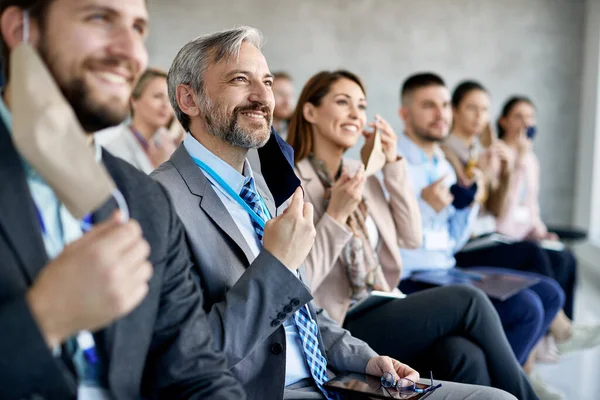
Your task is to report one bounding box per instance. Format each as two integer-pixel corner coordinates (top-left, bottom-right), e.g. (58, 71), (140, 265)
(324, 372), (436, 399)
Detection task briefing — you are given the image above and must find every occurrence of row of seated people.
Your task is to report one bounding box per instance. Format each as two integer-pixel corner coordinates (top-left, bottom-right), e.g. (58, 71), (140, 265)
(283, 72), (598, 400)
(0, 0), (593, 398)
(98, 31), (598, 400)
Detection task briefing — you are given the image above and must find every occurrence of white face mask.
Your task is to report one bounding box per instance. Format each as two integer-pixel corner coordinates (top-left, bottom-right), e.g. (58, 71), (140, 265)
(10, 11), (129, 220)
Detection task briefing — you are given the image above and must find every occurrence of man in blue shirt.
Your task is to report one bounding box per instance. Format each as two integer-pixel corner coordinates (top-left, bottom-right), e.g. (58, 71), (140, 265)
(395, 73), (566, 400)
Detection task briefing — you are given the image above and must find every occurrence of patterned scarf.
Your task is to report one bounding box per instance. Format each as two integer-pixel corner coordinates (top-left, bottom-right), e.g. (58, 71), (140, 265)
(308, 155), (386, 300)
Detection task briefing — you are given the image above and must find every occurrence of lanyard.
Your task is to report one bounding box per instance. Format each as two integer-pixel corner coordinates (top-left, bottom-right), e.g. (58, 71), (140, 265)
(423, 152), (439, 185)
(34, 205), (92, 235)
(34, 203), (98, 365)
(191, 156), (271, 228)
(129, 126), (149, 151)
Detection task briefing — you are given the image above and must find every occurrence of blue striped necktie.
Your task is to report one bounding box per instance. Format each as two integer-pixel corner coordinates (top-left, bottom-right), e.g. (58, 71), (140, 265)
(239, 177), (267, 241)
(239, 178), (332, 397)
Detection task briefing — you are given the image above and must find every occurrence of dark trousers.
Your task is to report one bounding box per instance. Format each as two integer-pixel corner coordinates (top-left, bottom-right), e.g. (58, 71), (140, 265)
(400, 268), (564, 366)
(343, 285), (537, 400)
(455, 241), (577, 319)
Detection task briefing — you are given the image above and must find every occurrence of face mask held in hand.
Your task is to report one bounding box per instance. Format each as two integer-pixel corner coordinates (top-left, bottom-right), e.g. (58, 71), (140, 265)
(10, 11), (127, 220)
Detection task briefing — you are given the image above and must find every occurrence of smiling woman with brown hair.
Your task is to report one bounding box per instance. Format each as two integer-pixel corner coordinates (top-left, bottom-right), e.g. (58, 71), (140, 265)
(103, 68), (178, 173)
(286, 70), (537, 399)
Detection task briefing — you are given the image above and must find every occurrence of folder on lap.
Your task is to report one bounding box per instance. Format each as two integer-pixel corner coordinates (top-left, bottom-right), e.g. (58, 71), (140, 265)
(459, 233), (517, 253)
(346, 290), (407, 317)
(410, 269), (540, 301)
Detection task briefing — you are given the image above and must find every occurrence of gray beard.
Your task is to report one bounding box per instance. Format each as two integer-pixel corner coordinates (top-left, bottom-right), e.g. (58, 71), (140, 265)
(200, 97), (270, 149)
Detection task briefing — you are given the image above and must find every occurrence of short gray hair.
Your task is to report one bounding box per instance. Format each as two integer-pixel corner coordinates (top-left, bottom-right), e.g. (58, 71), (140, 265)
(167, 26), (264, 131)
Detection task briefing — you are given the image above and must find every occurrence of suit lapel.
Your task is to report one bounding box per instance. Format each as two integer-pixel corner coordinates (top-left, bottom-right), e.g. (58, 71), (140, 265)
(95, 154), (160, 396)
(89, 180), (121, 378)
(0, 120), (49, 284)
(171, 145), (256, 265)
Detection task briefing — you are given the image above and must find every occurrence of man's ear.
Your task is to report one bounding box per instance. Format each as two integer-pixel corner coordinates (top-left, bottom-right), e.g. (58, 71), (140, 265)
(1, 6), (41, 52)
(176, 84), (200, 118)
(398, 105), (409, 124)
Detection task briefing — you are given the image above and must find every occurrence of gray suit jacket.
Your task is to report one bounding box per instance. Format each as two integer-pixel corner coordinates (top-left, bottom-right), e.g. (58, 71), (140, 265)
(151, 145), (378, 399)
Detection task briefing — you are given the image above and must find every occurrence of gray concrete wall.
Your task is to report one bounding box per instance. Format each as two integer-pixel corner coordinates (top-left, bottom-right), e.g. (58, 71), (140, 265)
(147, 0), (585, 225)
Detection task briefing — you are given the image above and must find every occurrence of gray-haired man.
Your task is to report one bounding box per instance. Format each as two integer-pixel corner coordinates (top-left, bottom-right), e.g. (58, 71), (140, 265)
(151, 26), (517, 400)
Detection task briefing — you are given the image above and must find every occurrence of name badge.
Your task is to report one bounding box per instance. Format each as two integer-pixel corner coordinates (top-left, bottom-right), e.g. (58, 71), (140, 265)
(513, 206), (531, 224)
(78, 384), (112, 400)
(424, 229), (450, 251)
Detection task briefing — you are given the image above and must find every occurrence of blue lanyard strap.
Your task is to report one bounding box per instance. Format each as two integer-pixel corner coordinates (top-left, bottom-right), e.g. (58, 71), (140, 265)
(33, 203), (98, 365)
(34, 205), (92, 234)
(191, 156), (270, 228)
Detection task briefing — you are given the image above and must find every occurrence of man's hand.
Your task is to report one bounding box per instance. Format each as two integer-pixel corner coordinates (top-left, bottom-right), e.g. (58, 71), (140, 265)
(263, 187), (316, 271)
(421, 175), (453, 213)
(366, 356), (420, 383)
(326, 165), (365, 225)
(26, 212), (153, 348)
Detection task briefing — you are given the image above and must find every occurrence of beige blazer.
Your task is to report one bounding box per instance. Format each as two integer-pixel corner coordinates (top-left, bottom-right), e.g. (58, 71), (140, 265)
(296, 157), (422, 325)
(103, 125), (155, 174)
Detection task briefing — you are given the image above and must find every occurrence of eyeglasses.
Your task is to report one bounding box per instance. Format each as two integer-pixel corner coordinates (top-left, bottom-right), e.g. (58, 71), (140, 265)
(380, 371), (443, 398)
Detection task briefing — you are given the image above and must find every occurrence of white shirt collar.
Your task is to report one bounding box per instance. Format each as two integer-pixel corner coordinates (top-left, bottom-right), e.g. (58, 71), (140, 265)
(183, 132), (253, 193)
(398, 132), (445, 166)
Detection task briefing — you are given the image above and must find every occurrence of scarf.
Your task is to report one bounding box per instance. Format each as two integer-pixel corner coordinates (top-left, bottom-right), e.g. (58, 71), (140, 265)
(308, 154), (386, 300)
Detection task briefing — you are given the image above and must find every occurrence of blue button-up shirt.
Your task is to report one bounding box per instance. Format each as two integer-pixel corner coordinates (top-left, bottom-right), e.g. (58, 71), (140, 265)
(0, 96), (102, 259)
(184, 134), (312, 386)
(397, 133), (479, 276)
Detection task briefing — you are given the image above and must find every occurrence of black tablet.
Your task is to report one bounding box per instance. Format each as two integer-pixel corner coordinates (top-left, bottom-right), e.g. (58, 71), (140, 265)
(323, 372), (436, 399)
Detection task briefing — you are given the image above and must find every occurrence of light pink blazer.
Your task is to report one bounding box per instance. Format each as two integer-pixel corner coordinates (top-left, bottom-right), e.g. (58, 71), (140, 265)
(496, 150), (547, 240)
(296, 157), (422, 325)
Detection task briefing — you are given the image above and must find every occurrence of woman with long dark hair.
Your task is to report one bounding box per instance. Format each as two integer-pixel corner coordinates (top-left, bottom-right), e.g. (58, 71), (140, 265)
(286, 70), (538, 400)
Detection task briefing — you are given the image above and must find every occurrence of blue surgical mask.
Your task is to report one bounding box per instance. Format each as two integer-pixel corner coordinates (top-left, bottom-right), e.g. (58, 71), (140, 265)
(526, 126), (537, 140)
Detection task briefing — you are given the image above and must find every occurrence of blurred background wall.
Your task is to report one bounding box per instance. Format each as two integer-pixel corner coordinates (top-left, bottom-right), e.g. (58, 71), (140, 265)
(147, 0), (585, 226)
